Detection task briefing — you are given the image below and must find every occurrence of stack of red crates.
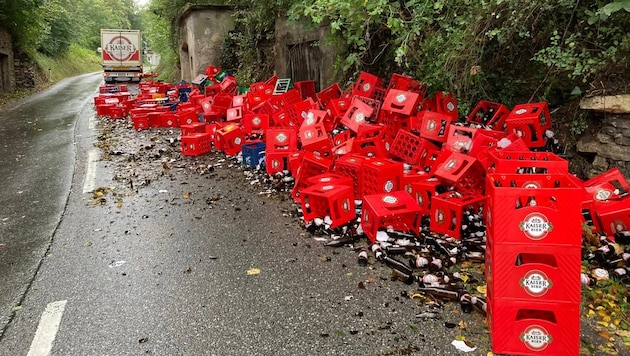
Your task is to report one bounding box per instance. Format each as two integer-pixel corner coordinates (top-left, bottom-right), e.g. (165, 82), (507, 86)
(485, 151), (584, 356)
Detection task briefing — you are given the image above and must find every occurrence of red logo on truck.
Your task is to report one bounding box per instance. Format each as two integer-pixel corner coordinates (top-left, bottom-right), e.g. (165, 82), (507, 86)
(105, 36), (138, 62)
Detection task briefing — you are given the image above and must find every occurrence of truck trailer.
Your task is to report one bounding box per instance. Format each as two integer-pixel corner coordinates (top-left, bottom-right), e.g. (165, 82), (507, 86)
(100, 29), (143, 84)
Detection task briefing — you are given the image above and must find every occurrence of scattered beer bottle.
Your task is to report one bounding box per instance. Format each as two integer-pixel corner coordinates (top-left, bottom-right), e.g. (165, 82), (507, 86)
(614, 231), (630, 245)
(384, 256), (414, 276)
(581, 272), (597, 287)
(391, 267), (416, 285)
(417, 286), (461, 302)
(459, 291), (474, 313)
(470, 296), (487, 316)
(357, 248), (369, 266)
(371, 244), (385, 261)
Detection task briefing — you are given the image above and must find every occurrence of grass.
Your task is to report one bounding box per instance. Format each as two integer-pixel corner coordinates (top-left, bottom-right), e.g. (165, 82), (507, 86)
(0, 44), (102, 109)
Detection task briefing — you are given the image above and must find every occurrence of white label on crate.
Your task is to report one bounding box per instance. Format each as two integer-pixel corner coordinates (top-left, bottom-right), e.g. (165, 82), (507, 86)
(234, 137), (242, 145)
(415, 193), (424, 206)
(519, 213), (553, 240)
(363, 83), (371, 91)
(382, 195), (398, 204)
(396, 94), (407, 103)
(322, 185), (334, 191)
(252, 117), (261, 126)
(594, 188), (613, 201)
(320, 177), (332, 183)
(384, 180), (394, 192)
(276, 133), (287, 143)
(355, 112), (365, 123)
(435, 208), (445, 224)
(523, 181), (542, 189)
(447, 101), (455, 112)
(305, 131), (313, 139)
(342, 198), (351, 213)
(272, 159), (280, 169)
(520, 270), (552, 297)
(520, 325), (552, 351)
(426, 119), (437, 132)
(444, 159), (457, 170)
(306, 117), (315, 125)
(516, 108), (528, 115)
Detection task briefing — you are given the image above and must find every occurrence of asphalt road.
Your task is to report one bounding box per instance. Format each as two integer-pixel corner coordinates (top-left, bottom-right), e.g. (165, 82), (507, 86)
(0, 74), (618, 355)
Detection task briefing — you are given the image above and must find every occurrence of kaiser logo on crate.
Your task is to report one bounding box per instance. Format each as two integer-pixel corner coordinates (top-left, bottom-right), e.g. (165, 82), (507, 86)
(426, 120), (437, 132)
(520, 325), (553, 351)
(384, 180), (395, 192)
(382, 195), (398, 204)
(594, 188), (613, 201)
(519, 213), (553, 240)
(342, 198), (351, 213)
(276, 133), (287, 143)
(520, 270), (552, 297)
(444, 159), (457, 170)
(523, 181), (542, 189)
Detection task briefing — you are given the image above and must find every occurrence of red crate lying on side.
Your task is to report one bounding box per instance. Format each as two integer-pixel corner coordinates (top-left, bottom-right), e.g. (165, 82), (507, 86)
(362, 191), (422, 243)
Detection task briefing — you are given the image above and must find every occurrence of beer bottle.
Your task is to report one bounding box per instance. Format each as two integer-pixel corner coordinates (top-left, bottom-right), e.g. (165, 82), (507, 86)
(357, 248), (369, 266)
(459, 291), (474, 313)
(614, 231), (630, 245)
(371, 244), (385, 261)
(470, 296), (487, 316)
(384, 256), (414, 276)
(417, 286), (460, 302)
(390, 266), (415, 285)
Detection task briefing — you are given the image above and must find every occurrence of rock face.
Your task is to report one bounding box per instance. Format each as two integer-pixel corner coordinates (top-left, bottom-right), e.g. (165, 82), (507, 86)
(580, 95), (630, 114)
(577, 95), (630, 178)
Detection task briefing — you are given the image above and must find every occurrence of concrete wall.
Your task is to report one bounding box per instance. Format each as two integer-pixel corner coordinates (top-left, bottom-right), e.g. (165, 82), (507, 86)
(0, 27), (15, 93)
(178, 5), (234, 83)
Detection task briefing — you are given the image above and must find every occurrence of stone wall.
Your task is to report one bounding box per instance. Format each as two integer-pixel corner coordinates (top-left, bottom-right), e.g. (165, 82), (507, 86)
(0, 27), (15, 93)
(178, 4), (235, 83)
(577, 95), (630, 178)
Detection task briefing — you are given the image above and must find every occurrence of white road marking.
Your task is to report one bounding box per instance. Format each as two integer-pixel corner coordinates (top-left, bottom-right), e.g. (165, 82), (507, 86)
(27, 300), (67, 356)
(83, 150), (98, 193)
(88, 115), (96, 130)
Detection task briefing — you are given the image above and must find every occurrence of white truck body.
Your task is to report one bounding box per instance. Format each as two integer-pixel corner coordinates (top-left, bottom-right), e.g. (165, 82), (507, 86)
(100, 29), (143, 83)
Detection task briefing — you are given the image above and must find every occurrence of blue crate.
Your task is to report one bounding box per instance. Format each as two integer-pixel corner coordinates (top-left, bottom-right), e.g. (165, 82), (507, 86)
(242, 142), (266, 168)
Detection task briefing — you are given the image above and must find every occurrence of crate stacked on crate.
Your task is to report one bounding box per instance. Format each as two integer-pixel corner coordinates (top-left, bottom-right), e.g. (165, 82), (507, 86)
(485, 151), (584, 356)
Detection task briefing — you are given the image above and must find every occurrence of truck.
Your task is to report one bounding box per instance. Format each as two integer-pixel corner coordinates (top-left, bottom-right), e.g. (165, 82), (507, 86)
(100, 29), (143, 84)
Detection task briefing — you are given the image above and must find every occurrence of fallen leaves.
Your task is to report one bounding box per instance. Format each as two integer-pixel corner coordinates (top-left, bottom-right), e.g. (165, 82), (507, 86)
(246, 268), (261, 275)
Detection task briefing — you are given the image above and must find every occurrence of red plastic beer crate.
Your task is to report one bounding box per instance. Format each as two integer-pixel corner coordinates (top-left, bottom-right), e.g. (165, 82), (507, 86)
(429, 191), (486, 239)
(215, 123), (244, 156)
(485, 242), (581, 303)
(300, 183), (356, 228)
(466, 100), (510, 128)
(359, 158), (404, 198)
(291, 152), (333, 201)
(583, 167), (630, 204)
(181, 132), (212, 156)
(306, 173), (354, 189)
(242, 113), (269, 134)
(487, 150), (569, 174)
(299, 115), (332, 155)
(340, 97), (375, 133)
(434, 152), (485, 194)
(408, 178), (442, 214)
(389, 130), (439, 165)
(487, 299), (580, 356)
(327, 97), (351, 120)
(160, 112), (179, 127)
(414, 111), (454, 143)
(387, 73), (427, 95)
(132, 114), (150, 130)
(434, 91), (458, 121)
(485, 173), (584, 246)
(351, 71), (383, 99)
(419, 149), (451, 175)
(226, 106), (243, 122)
(504, 102), (552, 149)
(180, 122), (207, 136)
(266, 151), (291, 175)
(361, 191), (422, 243)
(353, 135), (389, 158)
(381, 89), (421, 116)
(316, 83), (342, 108)
(596, 196), (630, 235)
(294, 80), (317, 100)
(333, 154), (370, 198)
(443, 124), (477, 153)
(266, 128), (298, 152)
(177, 108), (198, 125)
